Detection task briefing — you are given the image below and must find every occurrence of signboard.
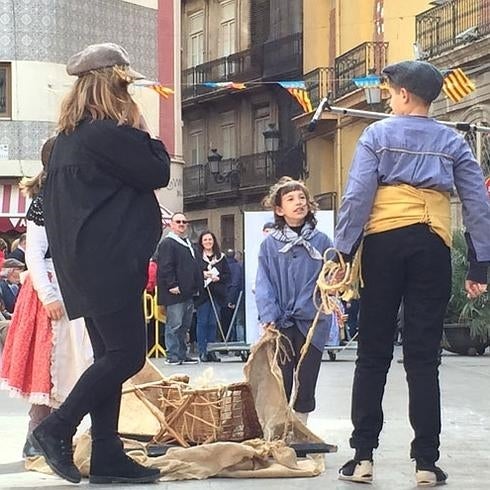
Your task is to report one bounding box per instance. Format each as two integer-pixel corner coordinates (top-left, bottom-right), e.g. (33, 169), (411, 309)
(243, 210), (335, 345)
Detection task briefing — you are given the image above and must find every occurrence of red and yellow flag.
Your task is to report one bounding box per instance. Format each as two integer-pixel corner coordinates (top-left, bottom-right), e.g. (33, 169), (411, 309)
(278, 81), (313, 113)
(443, 68), (475, 103)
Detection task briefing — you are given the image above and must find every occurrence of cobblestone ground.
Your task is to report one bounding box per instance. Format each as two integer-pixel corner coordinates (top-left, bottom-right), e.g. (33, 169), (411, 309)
(1, 347), (489, 489)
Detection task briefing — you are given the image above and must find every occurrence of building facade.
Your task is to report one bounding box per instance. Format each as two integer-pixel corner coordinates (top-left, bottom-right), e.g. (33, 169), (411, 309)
(415, 0), (490, 227)
(299, 0), (489, 228)
(0, 0), (181, 242)
(299, 0), (434, 207)
(181, 0), (305, 250)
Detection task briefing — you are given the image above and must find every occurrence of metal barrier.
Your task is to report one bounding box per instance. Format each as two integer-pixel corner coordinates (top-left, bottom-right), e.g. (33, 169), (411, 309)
(143, 287), (166, 359)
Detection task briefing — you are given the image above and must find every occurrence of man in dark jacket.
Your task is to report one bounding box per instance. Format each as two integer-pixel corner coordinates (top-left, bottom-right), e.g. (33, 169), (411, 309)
(157, 213), (201, 365)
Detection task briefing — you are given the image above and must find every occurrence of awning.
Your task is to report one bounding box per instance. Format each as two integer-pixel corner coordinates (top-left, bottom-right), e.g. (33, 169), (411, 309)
(0, 181), (31, 233)
(160, 204), (173, 229)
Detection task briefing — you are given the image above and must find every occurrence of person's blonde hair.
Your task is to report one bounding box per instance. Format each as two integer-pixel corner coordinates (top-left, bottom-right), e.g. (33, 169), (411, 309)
(58, 65), (140, 133)
(262, 176), (318, 228)
(19, 136), (57, 198)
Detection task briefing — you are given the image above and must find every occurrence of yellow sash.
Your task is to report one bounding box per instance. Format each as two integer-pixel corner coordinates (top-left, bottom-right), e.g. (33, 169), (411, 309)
(365, 184), (451, 247)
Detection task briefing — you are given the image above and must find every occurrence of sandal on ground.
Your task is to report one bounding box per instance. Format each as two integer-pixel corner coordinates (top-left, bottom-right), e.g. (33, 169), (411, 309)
(416, 463), (448, 487)
(338, 459), (373, 483)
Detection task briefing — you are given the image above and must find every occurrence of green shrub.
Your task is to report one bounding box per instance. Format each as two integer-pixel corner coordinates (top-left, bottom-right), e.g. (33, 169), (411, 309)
(445, 230), (490, 341)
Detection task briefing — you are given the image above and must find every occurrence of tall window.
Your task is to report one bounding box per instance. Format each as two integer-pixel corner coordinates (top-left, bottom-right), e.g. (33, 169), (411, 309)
(220, 111), (236, 158)
(189, 120), (204, 165)
(187, 11), (204, 68)
(221, 214), (235, 251)
(0, 63), (11, 118)
(219, 0), (237, 58)
(253, 105), (270, 154)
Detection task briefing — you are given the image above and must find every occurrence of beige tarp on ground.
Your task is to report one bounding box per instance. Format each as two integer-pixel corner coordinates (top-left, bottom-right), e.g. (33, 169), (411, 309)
(26, 328), (329, 480)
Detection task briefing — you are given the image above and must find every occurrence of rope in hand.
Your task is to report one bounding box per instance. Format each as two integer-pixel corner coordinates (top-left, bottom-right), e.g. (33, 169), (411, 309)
(290, 247), (362, 411)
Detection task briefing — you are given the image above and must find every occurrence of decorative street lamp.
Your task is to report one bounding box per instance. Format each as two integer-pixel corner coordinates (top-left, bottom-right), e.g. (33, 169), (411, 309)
(353, 69), (382, 106)
(262, 123), (280, 153)
(206, 147), (240, 186)
(207, 148), (223, 175)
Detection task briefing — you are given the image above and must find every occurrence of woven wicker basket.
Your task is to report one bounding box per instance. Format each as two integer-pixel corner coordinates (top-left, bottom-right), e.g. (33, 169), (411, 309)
(155, 381), (262, 446)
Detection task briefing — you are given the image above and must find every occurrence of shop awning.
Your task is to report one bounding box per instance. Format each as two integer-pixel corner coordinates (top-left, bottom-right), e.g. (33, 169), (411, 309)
(0, 181), (31, 233)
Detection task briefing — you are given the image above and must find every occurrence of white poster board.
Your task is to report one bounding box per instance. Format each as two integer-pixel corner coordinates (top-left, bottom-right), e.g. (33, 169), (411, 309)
(243, 210), (335, 344)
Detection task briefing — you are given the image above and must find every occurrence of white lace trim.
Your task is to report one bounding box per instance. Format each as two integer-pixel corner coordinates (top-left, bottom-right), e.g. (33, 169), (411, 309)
(0, 378), (53, 407)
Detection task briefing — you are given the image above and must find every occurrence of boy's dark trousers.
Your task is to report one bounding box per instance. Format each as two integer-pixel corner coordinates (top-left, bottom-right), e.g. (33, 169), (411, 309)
(350, 224), (451, 463)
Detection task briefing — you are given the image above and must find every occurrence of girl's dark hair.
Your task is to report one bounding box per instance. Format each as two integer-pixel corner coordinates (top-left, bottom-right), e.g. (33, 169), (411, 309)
(19, 136), (57, 198)
(262, 176), (318, 229)
(198, 231), (221, 257)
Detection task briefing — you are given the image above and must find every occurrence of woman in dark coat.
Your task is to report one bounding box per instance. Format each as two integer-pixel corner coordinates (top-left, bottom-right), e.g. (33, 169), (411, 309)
(195, 231), (230, 362)
(30, 43), (170, 485)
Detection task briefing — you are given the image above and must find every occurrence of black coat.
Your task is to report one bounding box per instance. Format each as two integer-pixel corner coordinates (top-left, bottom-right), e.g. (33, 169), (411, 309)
(195, 252), (231, 307)
(156, 236), (202, 306)
(44, 119), (170, 319)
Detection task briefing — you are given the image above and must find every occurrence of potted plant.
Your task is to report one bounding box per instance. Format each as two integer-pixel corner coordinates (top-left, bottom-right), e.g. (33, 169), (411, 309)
(443, 230), (490, 355)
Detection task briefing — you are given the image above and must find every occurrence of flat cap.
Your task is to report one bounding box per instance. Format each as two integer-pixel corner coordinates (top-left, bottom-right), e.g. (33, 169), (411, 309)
(3, 258), (25, 269)
(382, 60), (443, 103)
(66, 43), (145, 80)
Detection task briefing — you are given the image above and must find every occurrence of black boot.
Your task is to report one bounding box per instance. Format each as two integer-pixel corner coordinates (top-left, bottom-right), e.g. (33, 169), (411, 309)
(90, 438), (161, 484)
(30, 415), (80, 484)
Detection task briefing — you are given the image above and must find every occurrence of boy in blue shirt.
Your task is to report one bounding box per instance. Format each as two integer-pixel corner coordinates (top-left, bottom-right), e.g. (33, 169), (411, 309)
(336, 61), (490, 486)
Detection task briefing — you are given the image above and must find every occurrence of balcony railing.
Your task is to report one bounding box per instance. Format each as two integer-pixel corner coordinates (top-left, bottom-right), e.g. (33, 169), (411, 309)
(183, 151), (279, 200)
(304, 67), (335, 107)
(182, 48), (262, 101)
(262, 32), (303, 79)
(334, 42), (388, 99)
(416, 0), (490, 58)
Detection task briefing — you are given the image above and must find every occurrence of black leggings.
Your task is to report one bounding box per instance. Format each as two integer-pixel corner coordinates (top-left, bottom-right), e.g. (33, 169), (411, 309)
(55, 298), (146, 444)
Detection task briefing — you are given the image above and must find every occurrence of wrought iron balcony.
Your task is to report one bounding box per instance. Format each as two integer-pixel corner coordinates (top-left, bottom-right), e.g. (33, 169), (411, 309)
(334, 42), (388, 99)
(304, 67), (335, 107)
(183, 151), (279, 201)
(182, 48), (262, 101)
(416, 0), (490, 59)
(262, 32), (303, 80)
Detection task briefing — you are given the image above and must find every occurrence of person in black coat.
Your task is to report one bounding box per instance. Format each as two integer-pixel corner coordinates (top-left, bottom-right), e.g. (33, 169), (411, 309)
(31, 43), (170, 485)
(156, 213), (201, 365)
(195, 231), (230, 362)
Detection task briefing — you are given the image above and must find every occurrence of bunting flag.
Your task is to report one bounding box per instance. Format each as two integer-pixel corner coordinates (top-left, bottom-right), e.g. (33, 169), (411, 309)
(202, 81), (246, 90)
(133, 80), (175, 98)
(442, 68), (475, 103)
(353, 75), (382, 88)
(150, 84), (175, 99)
(277, 81), (313, 113)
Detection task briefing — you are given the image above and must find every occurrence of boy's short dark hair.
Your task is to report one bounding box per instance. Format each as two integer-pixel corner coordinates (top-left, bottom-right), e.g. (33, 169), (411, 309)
(382, 60), (443, 103)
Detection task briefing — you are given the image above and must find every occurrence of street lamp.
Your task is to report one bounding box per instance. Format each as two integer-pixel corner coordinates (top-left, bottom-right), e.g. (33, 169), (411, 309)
(206, 148), (240, 186)
(207, 148), (222, 175)
(263, 123), (280, 180)
(353, 69), (382, 106)
(263, 123), (280, 153)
